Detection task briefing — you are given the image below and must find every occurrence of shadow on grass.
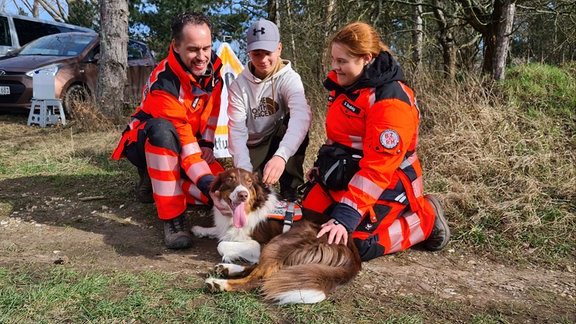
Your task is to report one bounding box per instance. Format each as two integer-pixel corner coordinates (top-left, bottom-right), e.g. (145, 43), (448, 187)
(0, 148), (220, 262)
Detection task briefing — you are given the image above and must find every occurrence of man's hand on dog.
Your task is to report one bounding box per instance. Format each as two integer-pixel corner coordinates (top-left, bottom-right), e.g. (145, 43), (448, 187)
(210, 190), (232, 217)
(262, 155), (286, 185)
(317, 219), (348, 245)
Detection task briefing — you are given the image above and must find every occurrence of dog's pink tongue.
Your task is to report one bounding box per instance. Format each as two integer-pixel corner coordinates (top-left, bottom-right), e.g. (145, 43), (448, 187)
(233, 202), (247, 228)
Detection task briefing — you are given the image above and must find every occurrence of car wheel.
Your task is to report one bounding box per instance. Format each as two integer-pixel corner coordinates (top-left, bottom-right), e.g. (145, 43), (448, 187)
(62, 84), (90, 117)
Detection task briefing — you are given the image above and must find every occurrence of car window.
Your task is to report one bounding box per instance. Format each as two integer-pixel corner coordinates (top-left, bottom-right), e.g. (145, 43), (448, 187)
(128, 41), (147, 60)
(19, 33), (95, 56)
(13, 17), (63, 46)
(86, 45), (100, 61)
(57, 25), (86, 33)
(0, 16), (11, 46)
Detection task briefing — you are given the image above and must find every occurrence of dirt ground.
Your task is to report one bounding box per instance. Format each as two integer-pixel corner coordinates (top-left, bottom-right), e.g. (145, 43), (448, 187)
(0, 114), (574, 323)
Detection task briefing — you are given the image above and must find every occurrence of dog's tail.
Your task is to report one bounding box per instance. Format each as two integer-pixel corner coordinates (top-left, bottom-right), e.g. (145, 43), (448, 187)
(261, 262), (360, 304)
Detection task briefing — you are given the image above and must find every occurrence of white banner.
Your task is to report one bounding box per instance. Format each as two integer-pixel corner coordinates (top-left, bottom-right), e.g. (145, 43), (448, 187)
(214, 42), (244, 158)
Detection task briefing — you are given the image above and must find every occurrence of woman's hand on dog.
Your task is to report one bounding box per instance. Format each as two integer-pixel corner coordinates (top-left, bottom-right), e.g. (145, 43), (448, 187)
(317, 219), (348, 245)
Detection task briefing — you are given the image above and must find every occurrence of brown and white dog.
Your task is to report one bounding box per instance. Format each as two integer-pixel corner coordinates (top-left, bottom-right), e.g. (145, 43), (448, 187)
(192, 168), (362, 304)
(191, 168), (282, 264)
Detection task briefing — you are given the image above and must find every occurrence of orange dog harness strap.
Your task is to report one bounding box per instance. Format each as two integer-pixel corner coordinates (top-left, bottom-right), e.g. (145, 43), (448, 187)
(268, 201), (303, 233)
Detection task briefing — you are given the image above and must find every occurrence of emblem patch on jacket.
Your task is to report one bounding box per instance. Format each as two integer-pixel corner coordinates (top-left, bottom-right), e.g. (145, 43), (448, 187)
(252, 97), (278, 118)
(380, 129), (400, 149)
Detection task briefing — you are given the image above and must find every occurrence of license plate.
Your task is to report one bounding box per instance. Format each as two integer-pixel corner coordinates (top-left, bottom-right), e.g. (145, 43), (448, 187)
(0, 86), (9, 95)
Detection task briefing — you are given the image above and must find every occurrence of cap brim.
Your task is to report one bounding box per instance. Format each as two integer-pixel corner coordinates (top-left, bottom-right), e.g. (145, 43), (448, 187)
(247, 40), (278, 52)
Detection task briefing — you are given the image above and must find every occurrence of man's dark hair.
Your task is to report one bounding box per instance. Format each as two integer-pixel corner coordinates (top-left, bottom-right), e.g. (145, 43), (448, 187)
(171, 12), (212, 43)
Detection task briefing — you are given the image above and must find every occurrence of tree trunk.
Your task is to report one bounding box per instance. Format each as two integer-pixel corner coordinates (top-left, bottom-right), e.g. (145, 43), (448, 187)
(33, 0), (40, 17)
(433, 0), (457, 82)
(97, 0), (128, 122)
(481, 11), (498, 74)
(492, 0), (516, 80)
(267, 0), (279, 25)
(411, 0), (423, 75)
(326, 0), (336, 32)
(457, 0), (516, 80)
(285, 0), (298, 66)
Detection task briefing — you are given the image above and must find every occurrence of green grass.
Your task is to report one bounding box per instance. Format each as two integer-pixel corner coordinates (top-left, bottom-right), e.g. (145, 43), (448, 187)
(0, 267), (279, 323)
(4, 264), (569, 323)
(499, 62), (576, 122)
(0, 266), (435, 323)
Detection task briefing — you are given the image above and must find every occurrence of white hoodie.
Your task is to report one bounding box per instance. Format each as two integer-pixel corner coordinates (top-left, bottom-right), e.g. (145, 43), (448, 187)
(227, 60), (312, 171)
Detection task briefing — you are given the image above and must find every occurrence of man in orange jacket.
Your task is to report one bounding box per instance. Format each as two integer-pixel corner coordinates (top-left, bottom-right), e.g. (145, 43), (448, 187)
(112, 12), (224, 249)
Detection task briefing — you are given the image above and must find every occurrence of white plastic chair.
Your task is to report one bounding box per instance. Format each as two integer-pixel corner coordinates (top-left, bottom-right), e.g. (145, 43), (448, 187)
(27, 69), (66, 128)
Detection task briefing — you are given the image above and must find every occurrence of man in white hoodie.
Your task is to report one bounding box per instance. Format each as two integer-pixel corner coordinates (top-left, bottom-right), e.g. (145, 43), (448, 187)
(227, 19), (312, 201)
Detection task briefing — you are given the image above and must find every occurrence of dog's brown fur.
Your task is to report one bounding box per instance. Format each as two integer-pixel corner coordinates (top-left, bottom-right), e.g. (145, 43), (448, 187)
(202, 168), (362, 304)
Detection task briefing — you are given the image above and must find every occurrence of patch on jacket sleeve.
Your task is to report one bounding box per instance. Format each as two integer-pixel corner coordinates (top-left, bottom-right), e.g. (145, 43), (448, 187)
(380, 129), (400, 149)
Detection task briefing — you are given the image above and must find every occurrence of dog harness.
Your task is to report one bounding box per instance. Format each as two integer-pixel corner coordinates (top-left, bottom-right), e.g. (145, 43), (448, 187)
(268, 201), (302, 233)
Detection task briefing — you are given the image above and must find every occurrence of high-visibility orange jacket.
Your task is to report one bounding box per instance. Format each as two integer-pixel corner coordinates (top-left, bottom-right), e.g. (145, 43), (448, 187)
(319, 51), (426, 232)
(112, 45), (223, 184)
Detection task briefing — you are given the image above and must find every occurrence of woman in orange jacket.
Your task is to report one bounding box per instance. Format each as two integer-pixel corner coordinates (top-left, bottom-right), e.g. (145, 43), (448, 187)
(302, 22), (450, 261)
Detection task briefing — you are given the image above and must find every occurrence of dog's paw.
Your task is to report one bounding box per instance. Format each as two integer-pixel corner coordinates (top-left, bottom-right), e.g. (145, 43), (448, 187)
(205, 277), (228, 292)
(214, 263), (246, 277)
(191, 226), (219, 238)
(190, 226), (202, 236)
(214, 263), (230, 277)
(190, 226), (209, 237)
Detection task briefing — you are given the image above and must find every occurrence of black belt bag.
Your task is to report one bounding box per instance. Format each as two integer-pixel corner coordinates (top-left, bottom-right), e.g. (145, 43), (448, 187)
(315, 144), (362, 190)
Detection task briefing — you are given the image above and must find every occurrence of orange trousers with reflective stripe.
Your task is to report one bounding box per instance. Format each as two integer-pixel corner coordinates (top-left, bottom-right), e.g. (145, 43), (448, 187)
(302, 183), (435, 261)
(146, 141), (223, 220)
(119, 118), (224, 221)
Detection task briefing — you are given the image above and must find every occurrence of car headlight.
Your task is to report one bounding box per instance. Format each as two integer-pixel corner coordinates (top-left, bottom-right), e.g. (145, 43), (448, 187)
(26, 64), (61, 77)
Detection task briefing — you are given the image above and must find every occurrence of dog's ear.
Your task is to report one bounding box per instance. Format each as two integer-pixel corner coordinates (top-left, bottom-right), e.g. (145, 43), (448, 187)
(251, 171), (261, 184)
(251, 171), (269, 207)
(209, 171), (225, 193)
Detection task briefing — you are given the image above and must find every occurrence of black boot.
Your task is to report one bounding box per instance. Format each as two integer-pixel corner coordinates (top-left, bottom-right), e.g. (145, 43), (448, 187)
(422, 194), (450, 251)
(136, 168), (154, 204)
(163, 213), (192, 249)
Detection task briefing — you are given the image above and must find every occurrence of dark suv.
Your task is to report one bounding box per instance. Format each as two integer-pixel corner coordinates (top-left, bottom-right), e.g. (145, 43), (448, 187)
(0, 32), (156, 115)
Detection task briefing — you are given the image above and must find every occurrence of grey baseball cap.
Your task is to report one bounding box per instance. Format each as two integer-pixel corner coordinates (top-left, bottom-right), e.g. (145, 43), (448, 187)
(246, 19), (280, 52)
